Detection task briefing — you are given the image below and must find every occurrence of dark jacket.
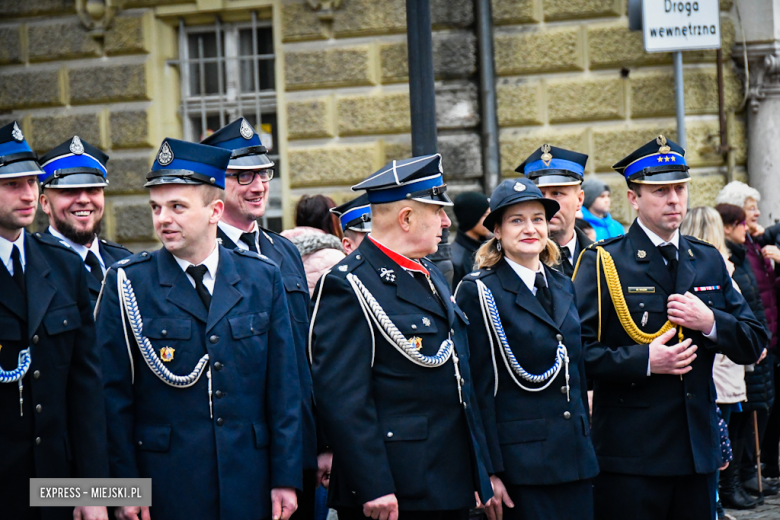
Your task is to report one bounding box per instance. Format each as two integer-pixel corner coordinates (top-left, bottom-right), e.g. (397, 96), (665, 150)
(457, 259), (599, 486)
(574, 221), (766, 476)
(310, 238), (493, 511)
(451, 231), (483, 289)
(559, 225), (594, 278)
(0, 232), (109, 520)
(97, 246), (303, 520)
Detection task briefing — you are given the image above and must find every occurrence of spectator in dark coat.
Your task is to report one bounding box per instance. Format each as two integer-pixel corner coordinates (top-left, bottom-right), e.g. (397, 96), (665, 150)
(451, 191), (491, 289)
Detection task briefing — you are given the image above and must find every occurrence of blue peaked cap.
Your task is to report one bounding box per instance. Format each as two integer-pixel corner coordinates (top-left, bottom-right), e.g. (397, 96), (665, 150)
(39, 136), (108, 188)
(516, 144), (587, 187)
(200, 118), (274, 170)
(331, 193), (372, 232)
(612, 135), (690, 185)
(352, 154), (453, 206)
(145, 138), (232, 189)
(0, 121), (42, 179)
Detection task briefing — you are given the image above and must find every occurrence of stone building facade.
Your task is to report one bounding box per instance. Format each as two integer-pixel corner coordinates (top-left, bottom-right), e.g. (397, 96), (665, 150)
(0, 0), (748, 250)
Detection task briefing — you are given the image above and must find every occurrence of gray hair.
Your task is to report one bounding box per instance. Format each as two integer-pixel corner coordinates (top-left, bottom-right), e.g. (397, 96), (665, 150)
(715, 181), (761, 207)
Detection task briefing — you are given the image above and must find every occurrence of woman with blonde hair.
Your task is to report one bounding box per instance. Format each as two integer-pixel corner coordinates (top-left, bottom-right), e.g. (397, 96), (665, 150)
(456, 177), (598, 520)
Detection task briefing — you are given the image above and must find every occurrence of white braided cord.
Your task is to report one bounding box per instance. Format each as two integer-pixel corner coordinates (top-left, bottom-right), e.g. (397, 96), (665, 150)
(0, 348), (31, 383)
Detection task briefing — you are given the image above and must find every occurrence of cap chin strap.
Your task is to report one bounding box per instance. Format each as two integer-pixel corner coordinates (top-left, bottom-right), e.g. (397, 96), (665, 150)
(405, 184), (447, 200)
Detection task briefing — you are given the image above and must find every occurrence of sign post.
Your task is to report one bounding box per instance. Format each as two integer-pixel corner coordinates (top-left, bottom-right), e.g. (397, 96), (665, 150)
(642, 0), (722, 149)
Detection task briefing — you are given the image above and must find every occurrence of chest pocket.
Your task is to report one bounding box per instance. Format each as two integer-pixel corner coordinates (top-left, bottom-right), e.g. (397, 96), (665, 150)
(43, 304), (82, 335)
(143, 318), (191, 340)
(386, 314), (438, 336)
(229, 312), (269, 340)
(625, 292), (666, 328)
(283, 276), (310, 323)
(695, 291), (726, 310)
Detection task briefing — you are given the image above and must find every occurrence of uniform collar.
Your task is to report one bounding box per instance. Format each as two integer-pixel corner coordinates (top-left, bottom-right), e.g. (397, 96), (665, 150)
(173, 241), (220, 279)
(637, 217), (679, 249)
(504, 255), (546, 294)
(48, 225), (102, 266)
(218, 220), (258, 250)
(0, 230), (25, 273)
(367, 235), (429, 276)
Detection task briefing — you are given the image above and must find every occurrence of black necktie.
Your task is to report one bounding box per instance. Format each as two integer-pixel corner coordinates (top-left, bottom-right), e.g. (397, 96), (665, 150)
(186, 265), (212, 309)
(657, 244), (678, 287)
(85, 250), (104, 283)
(11, 244), (25, 295)
(556, 242), (573, 277)
(240, 232), (259, 254)
(534, 271), (554, 318)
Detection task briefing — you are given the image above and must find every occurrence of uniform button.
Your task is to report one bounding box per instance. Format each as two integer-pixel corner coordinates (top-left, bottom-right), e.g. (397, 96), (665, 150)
(563, 411), (571, 419)
(215, 390), (223, 398)
(386, 432), (393, 438)
(33, 370), (40, 379)
(216, 418), (224, 426)
(463, 402), (468, 409)
(356, 255), (361, 260)
(62, 320), (68, 326)
(209, 335), (219, 344)
(296, 283), (301, 288)
(411, 325), (417, 330)
(451, 329), (455, 335)
(161, 329), (168, 337)
(36, 404), (42, 413)
(137, 440), (143, 447)
(32, 335), (39, 344)
(687, 393), (694, 399)
(213, 361), (223, 371)
(460, 378), (466, 385)
(35, 437), (41, 445)
(639, 303), (645, 309)
(708, 301), (713, 306)
(556, 334), (563, 342)
(141, 252), (148, 257)
(561, 386), (567, 394)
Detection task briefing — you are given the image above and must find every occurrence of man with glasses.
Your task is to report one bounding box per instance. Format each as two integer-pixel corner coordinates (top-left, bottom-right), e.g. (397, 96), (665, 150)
(201, 119), (317, 519)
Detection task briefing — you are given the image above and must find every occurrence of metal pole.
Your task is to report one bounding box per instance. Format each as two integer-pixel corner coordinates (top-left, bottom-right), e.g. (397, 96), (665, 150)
(476, 0), (500, 193)
(673, 51), (686, 149)
(405, 0), (437, 155)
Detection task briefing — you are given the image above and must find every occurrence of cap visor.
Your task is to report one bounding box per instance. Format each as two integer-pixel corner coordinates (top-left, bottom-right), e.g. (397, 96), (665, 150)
(629, 170), (691, 185)
(144, 176), (213, 188)
(228, 154), (274, 170)
(43, 172), (107, 188)
(0, 159), (43, 178)
(530, 174), (582, 187)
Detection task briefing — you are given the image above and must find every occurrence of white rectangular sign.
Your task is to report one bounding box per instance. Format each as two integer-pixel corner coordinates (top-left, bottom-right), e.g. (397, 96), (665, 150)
(642, 0), (722, 52)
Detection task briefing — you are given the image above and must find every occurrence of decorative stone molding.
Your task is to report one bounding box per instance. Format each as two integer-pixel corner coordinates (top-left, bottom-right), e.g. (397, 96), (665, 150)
(76, 0), (125, 37)
(306, 0), (343, 22)
(732, 41), (780, 113)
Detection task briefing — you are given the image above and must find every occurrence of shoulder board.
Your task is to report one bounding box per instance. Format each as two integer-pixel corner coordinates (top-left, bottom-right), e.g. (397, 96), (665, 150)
(99, 238), (131, 252)
(328, 252), (365, 277)
(30, 231), (80, 256)
(114, 250), (153, 268)
(464, 267), (495, 281)
(683, 235), (717, 249)
(585, 234), (624, 250)
(258, 226), (284, 245)
(232, 247), (275, 266)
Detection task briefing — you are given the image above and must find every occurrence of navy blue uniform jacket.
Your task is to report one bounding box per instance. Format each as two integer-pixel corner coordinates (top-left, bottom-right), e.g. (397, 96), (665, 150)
(218, 226), (317, 468)
(309, 238), (493, 511)
(97, 245), (302, 520)
(573, 221), (766, 476)
(457, 259), (599, 486)
(0, 232), (109, 520)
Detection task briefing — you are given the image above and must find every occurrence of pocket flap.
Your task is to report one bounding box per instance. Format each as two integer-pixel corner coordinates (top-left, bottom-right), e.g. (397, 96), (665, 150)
(283, 277), (308, 294)
(134, 424), (172, 452)
(229, 312), (269, 340)
(253, 422), (269, 449)
(385, 314), (438, 335)
(143, 318), (191, 340)
(625, 293), (666, 313)
(498, 419), (548, 444)
(43, 304), (81, 335)
(0, 316), (21, 341)
(381, 415), (429, 442)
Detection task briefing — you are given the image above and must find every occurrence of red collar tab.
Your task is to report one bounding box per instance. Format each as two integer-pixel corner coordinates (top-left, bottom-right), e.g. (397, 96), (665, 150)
(368, 235), (430, 276)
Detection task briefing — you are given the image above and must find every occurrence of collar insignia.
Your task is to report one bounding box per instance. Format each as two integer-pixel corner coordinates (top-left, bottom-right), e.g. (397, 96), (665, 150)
(70, 135), (85, 155)
(656, 135), (671, 154)
(11, 122), (23, 142)
(513, 182), (526, 192)
(338, 265), (348, 272)
(637, 250), (647, 259)
(409, 336), (423, 351)
(541, 143), (553, 167)
(160, 346), (175, 362)
(157, 141), (174, 166)
(240, 119), (254, 140)
(379, 267), (396, 283)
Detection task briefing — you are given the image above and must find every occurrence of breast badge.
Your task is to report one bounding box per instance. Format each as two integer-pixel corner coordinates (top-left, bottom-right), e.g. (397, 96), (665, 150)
(409, 337), (423, 351)
(160, 346), (175, 362)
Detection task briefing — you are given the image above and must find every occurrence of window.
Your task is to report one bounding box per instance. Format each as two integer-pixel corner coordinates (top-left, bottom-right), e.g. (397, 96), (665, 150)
(175, 13), (282, 232)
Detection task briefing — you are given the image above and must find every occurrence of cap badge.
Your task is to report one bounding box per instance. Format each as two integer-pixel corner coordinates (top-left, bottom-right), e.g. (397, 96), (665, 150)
(160, 346), (175, 362)
(70, 135), (84, 155)
(11, 122), (23, 142)
(513, 181), (526, 192)
(541, 143), (553, 167)
(157, 141), (174, 166)
(240, 119), (254, 140)
(656, 135), (671, 154)
(409, 337), (423, 351)
(637, 250), (647, 258)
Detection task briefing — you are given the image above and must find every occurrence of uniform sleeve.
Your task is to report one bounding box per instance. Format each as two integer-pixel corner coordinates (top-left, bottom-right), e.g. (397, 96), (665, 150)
(455, 279), (503, 474)
(266, 266), (304, 490)
(68, 261), (110, 478)
(574, 249), (651, 383)
(310, 273), (396, 504)
(570, 285), (591, 419)
(95, 267), (139, 478)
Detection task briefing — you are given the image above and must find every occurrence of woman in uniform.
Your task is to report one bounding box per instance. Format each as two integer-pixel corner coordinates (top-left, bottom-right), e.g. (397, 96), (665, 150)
(456, 177), (598, 520)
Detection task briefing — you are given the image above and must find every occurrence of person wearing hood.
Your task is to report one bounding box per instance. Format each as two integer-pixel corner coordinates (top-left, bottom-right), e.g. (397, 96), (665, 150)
(451, 191), (491, 289)
(580, 177), (625, 241)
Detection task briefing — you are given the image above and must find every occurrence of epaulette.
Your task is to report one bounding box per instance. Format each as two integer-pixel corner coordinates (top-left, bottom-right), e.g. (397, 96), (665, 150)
(585, 234), (624, 250)
(99, 238), (131, 252)
(114, 250), (153, 268)
(464, 267), (495, 281)
(683, 234), (718, 250)
(31, 231), (81, 257)
(233, 247), (275, 266)
(329, 251), (365, 277)
(259, 226), (283, 246)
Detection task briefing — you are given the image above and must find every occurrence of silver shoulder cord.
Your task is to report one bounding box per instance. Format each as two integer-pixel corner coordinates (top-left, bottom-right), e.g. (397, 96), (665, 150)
(476, 279), (569, 401)
(117, 268), (214, 417)
(347, 272), (463, 404)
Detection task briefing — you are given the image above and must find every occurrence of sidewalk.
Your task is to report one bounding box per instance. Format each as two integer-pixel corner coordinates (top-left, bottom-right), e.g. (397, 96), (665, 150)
(728, 492), (780, 519)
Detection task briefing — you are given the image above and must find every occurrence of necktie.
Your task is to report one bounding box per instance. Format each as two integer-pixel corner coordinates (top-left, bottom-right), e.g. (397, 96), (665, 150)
(240, 231), (259, 254)
(186, 264), (212, 309)
(657, 244), (678, 287)
(85, 250), (104, 283)
(11, 244), (25, 295)
(534, 271), (554, 318)
(556, 242), (573, 277)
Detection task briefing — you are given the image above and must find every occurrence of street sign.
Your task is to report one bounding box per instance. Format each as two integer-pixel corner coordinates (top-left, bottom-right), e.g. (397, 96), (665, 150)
(642, 0), (721, 52)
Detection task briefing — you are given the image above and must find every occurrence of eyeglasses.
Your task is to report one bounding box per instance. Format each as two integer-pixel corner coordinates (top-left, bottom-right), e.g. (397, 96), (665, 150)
(226, 169), (274, 185)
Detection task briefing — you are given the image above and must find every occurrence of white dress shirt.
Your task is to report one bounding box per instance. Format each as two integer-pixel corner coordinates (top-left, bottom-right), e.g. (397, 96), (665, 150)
(561, 233), (577, 266)
(173, 242), (220, 294)
(218, 221), (260, 253)
(48, 226), (105, 274)
(504, 256), (547, 295)
(0, 231), (25, 276)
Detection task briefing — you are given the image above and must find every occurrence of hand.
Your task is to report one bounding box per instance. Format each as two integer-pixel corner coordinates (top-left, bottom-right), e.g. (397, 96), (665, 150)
(757, 348), (768, 365)
(316, 451), (333, 489)
(720, 461), (730, 471)
(73, 506), (108, 520)
(667, 292), (716, 334)
(752, 224), (765, 236)
(485, 475), (514, 520)
(114, 507), (150, 520)
(363, 493), (398, 520)
(649, 328), (697, 376)
(762, 245), (780, 262)
(271, 487), (297, 520)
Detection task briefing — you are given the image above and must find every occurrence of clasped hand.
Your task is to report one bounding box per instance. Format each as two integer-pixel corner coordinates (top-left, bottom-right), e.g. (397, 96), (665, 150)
(648, 292), (715, 375)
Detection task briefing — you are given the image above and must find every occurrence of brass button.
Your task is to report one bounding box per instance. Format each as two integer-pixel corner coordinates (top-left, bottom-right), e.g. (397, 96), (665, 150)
(32, 335), (39, 344)
(215, 390), (223, 399)
(35, 404), (42, 413)
(161, 329), (168, 337)
(213, 362), (223, 371)
(386, 432), (393, 438)
(35, 437), (41, 445)
(209, 335), (219, 344)
(33, 370), (40, 379)
(563, 411), (571, 419)
(216, 418), (224, 426)
(556, 334), (563, 342)
(63, 320), (68, 326)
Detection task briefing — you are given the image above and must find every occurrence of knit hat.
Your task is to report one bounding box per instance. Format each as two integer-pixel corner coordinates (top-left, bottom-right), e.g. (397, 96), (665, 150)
(454, 191), (490, 232)
(582, 177), (610, 210)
